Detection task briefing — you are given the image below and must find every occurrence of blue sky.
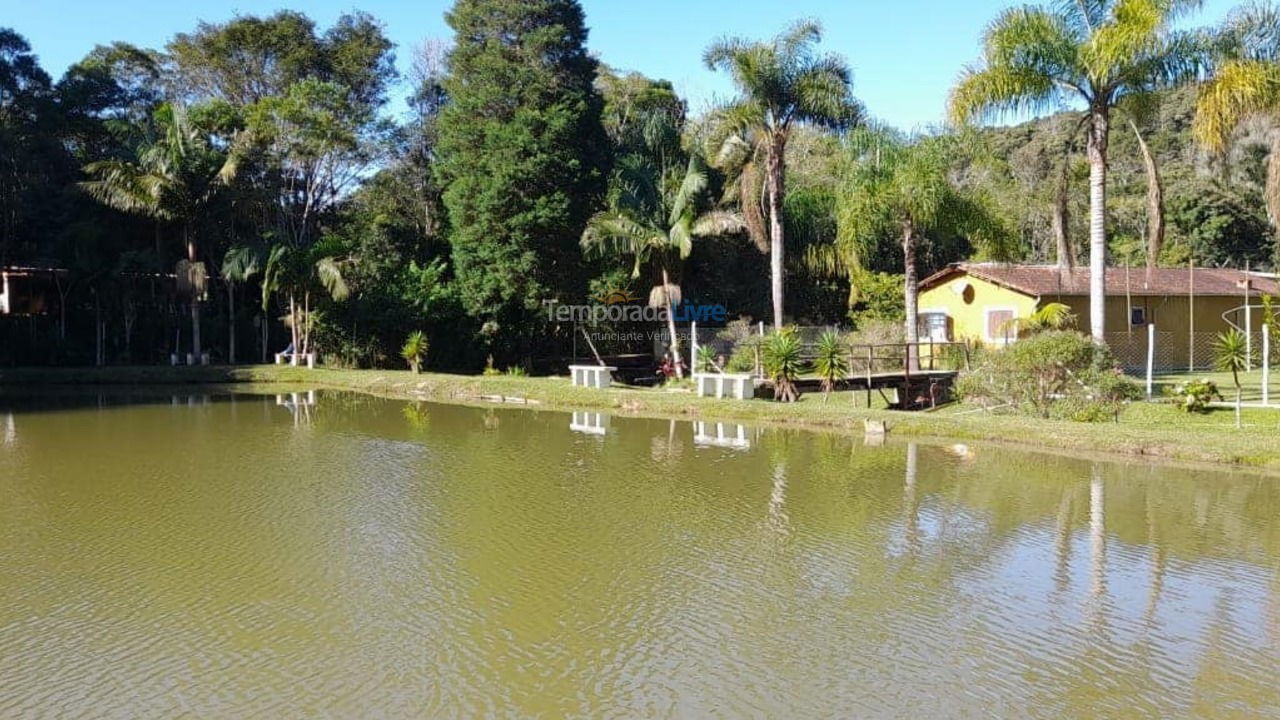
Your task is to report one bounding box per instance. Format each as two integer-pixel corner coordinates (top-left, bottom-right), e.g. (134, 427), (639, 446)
(7, 0), (1242, 130)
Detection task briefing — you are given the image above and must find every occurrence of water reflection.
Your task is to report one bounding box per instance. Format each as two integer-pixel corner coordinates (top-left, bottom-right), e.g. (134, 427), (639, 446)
(1, 392), (1278, 717)
(569, 410), (609, 436)
(691, 420), (753, 449)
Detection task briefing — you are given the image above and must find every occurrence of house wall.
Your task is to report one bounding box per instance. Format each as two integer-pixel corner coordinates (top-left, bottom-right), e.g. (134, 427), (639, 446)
(917, 274), (1038, 344)
(921, 271), (1262, 369)
(1051, 293), (1260, 369)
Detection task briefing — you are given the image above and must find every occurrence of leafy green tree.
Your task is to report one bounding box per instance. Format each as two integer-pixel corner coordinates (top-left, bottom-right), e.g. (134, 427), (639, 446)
(580, 104), (742, 378)
(1194, 0), (1280, 265)
(81, 103), (237, 359)
(704, 20), (861, 330)
(435, 0), (609, 362)
(950, 0), (1208, 341)
(836, 130), (1011, 369)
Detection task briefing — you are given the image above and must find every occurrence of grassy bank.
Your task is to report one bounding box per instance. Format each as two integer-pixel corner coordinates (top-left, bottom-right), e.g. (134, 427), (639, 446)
(4, 364), (1280, 471)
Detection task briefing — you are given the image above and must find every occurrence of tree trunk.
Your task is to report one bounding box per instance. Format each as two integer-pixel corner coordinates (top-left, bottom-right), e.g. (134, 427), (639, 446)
(1267, 136), (1280, 268)
(766, 132), (787, 330)
(1131, 120), (1163, 285)
(661, 266), (683, 379)
(228, 282), (236, 365)
(902, 220), (919, 372)
(289, 293), (299, 364)
(1053, 152), (1072, 282)
(186, 225), (202, 360)
(1086, 105), (1110, 343)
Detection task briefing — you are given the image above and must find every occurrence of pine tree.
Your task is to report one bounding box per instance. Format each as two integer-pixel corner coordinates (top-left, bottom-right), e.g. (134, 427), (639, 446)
(435, 0), (608, 358)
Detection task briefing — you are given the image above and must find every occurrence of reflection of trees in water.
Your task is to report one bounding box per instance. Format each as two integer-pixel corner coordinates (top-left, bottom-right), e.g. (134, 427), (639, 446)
(1090, 464), (1106, 604)
(902, 442), (921, 556)
(767, 462), (791, 537)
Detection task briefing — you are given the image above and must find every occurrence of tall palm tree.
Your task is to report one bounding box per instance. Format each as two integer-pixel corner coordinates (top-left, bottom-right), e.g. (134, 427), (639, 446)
(704, 19), (861, 330)
(581, 112), (743, 378)
(221, 245), (260, 365)
(81, 103), (237, 360)
(260, 243), (350, 362)
(1194, 1), (1280, 265)
(836, 130), (1012, 369)
(949, 0), (1207, 342)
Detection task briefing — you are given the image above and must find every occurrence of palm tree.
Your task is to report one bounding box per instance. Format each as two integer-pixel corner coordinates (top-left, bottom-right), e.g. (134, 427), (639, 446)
(1214, 328), (1250, 427)
(82, 103), (238, 360)
(949, 0), (1207, 342)
(836, 130), (1011, 370)
(704, 19), (861, 330)
(259, 243), (350, 362)
(221, 245), (259, 365)
(1194, 1), (1280, 265)
(580, 111), (743, 379)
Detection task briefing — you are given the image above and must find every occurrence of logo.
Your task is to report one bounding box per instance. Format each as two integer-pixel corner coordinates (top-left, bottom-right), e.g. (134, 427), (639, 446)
(590, 287), (642, 305)
(543, 289), (727, 324)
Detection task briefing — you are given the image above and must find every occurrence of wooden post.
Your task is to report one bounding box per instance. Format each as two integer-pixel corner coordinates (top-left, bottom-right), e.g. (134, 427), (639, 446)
(1146, 323), (1155, 399)
(865, 346), (873, 408)
(902, 343), (912, 410)
(691, 320), (698, 374)
(1244, 263), (1252, 371)
(1188, 259), (1195, 372)
(1264, 323), (1271, 406)
(755, 321), (764, 377)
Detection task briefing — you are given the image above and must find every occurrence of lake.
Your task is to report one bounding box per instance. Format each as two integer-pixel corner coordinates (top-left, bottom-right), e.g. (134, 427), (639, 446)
(1, 389), (1277, 717)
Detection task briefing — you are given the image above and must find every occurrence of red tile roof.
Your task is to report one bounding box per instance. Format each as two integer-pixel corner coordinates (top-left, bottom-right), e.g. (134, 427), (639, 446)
(920, 263), (1280, 298)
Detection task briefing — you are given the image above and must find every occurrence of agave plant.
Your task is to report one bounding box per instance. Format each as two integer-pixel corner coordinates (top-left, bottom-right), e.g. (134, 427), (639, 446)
(814, 330), (849, 401)
(402, 330), (429, 374)
(763, 328), (805, 402)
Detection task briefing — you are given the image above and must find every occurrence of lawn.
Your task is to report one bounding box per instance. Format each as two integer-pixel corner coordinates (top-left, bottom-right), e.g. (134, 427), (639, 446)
(1151, 367), (1280, 406)
(4, 364), (1280, 471)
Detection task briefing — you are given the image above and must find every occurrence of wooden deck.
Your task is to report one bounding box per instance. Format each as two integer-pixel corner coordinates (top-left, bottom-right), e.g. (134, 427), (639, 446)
(791, 370), (959, 410)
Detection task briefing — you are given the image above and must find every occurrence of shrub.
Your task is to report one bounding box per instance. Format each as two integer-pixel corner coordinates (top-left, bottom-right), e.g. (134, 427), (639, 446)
(814, 330), (849, 400)
(957, 330), (1139, 420)
(504, 365), (527, 377)
(401, 331), (428, 374)
(762, 327), (806, 402)
(696, 345), (718, 373)
(482, 355), (501, 376)
(1166, 378), (1222, 413)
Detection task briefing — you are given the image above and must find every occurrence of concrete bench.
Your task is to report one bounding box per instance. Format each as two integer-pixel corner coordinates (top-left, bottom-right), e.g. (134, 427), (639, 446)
(693, 372), (754, 400)
(275, 352), (317, 369)
(569, 364), (616, 389)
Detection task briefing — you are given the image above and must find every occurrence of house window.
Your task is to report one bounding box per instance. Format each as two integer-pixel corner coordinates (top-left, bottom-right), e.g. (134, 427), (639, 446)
(985, 308), (1016, 343)
(918, 312), (950, 342)
(1130, 307), (1146, 326)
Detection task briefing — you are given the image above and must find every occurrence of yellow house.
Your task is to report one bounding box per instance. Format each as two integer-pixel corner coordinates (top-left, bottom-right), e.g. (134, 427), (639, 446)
(917, 263), (1280, 370)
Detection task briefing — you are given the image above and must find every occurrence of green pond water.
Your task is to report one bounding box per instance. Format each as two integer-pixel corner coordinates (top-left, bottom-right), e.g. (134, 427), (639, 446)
(1, 388), (1278, 718)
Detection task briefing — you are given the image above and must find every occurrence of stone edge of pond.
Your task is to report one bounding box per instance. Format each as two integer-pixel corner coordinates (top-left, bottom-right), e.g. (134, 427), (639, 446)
(2, 365), (1279, 475)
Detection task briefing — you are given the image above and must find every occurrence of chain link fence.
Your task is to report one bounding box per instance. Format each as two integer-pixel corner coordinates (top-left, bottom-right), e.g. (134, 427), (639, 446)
(1107, 329), (1277, 373)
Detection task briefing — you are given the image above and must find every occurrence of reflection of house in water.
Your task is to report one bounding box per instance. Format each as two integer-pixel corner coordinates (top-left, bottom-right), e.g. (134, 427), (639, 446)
(692, 421), (752, 449)
(569, 411), (609, 435)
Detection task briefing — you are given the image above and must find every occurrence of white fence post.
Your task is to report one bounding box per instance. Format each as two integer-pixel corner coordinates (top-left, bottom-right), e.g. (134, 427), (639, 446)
(1264, 323), (1271, 406)
(690, 320), (698, 374)
(1146, 323), (1155, 399)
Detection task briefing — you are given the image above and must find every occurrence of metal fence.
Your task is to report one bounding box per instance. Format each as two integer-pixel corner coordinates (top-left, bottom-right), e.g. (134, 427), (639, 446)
(1106, 329), (1276, 373)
